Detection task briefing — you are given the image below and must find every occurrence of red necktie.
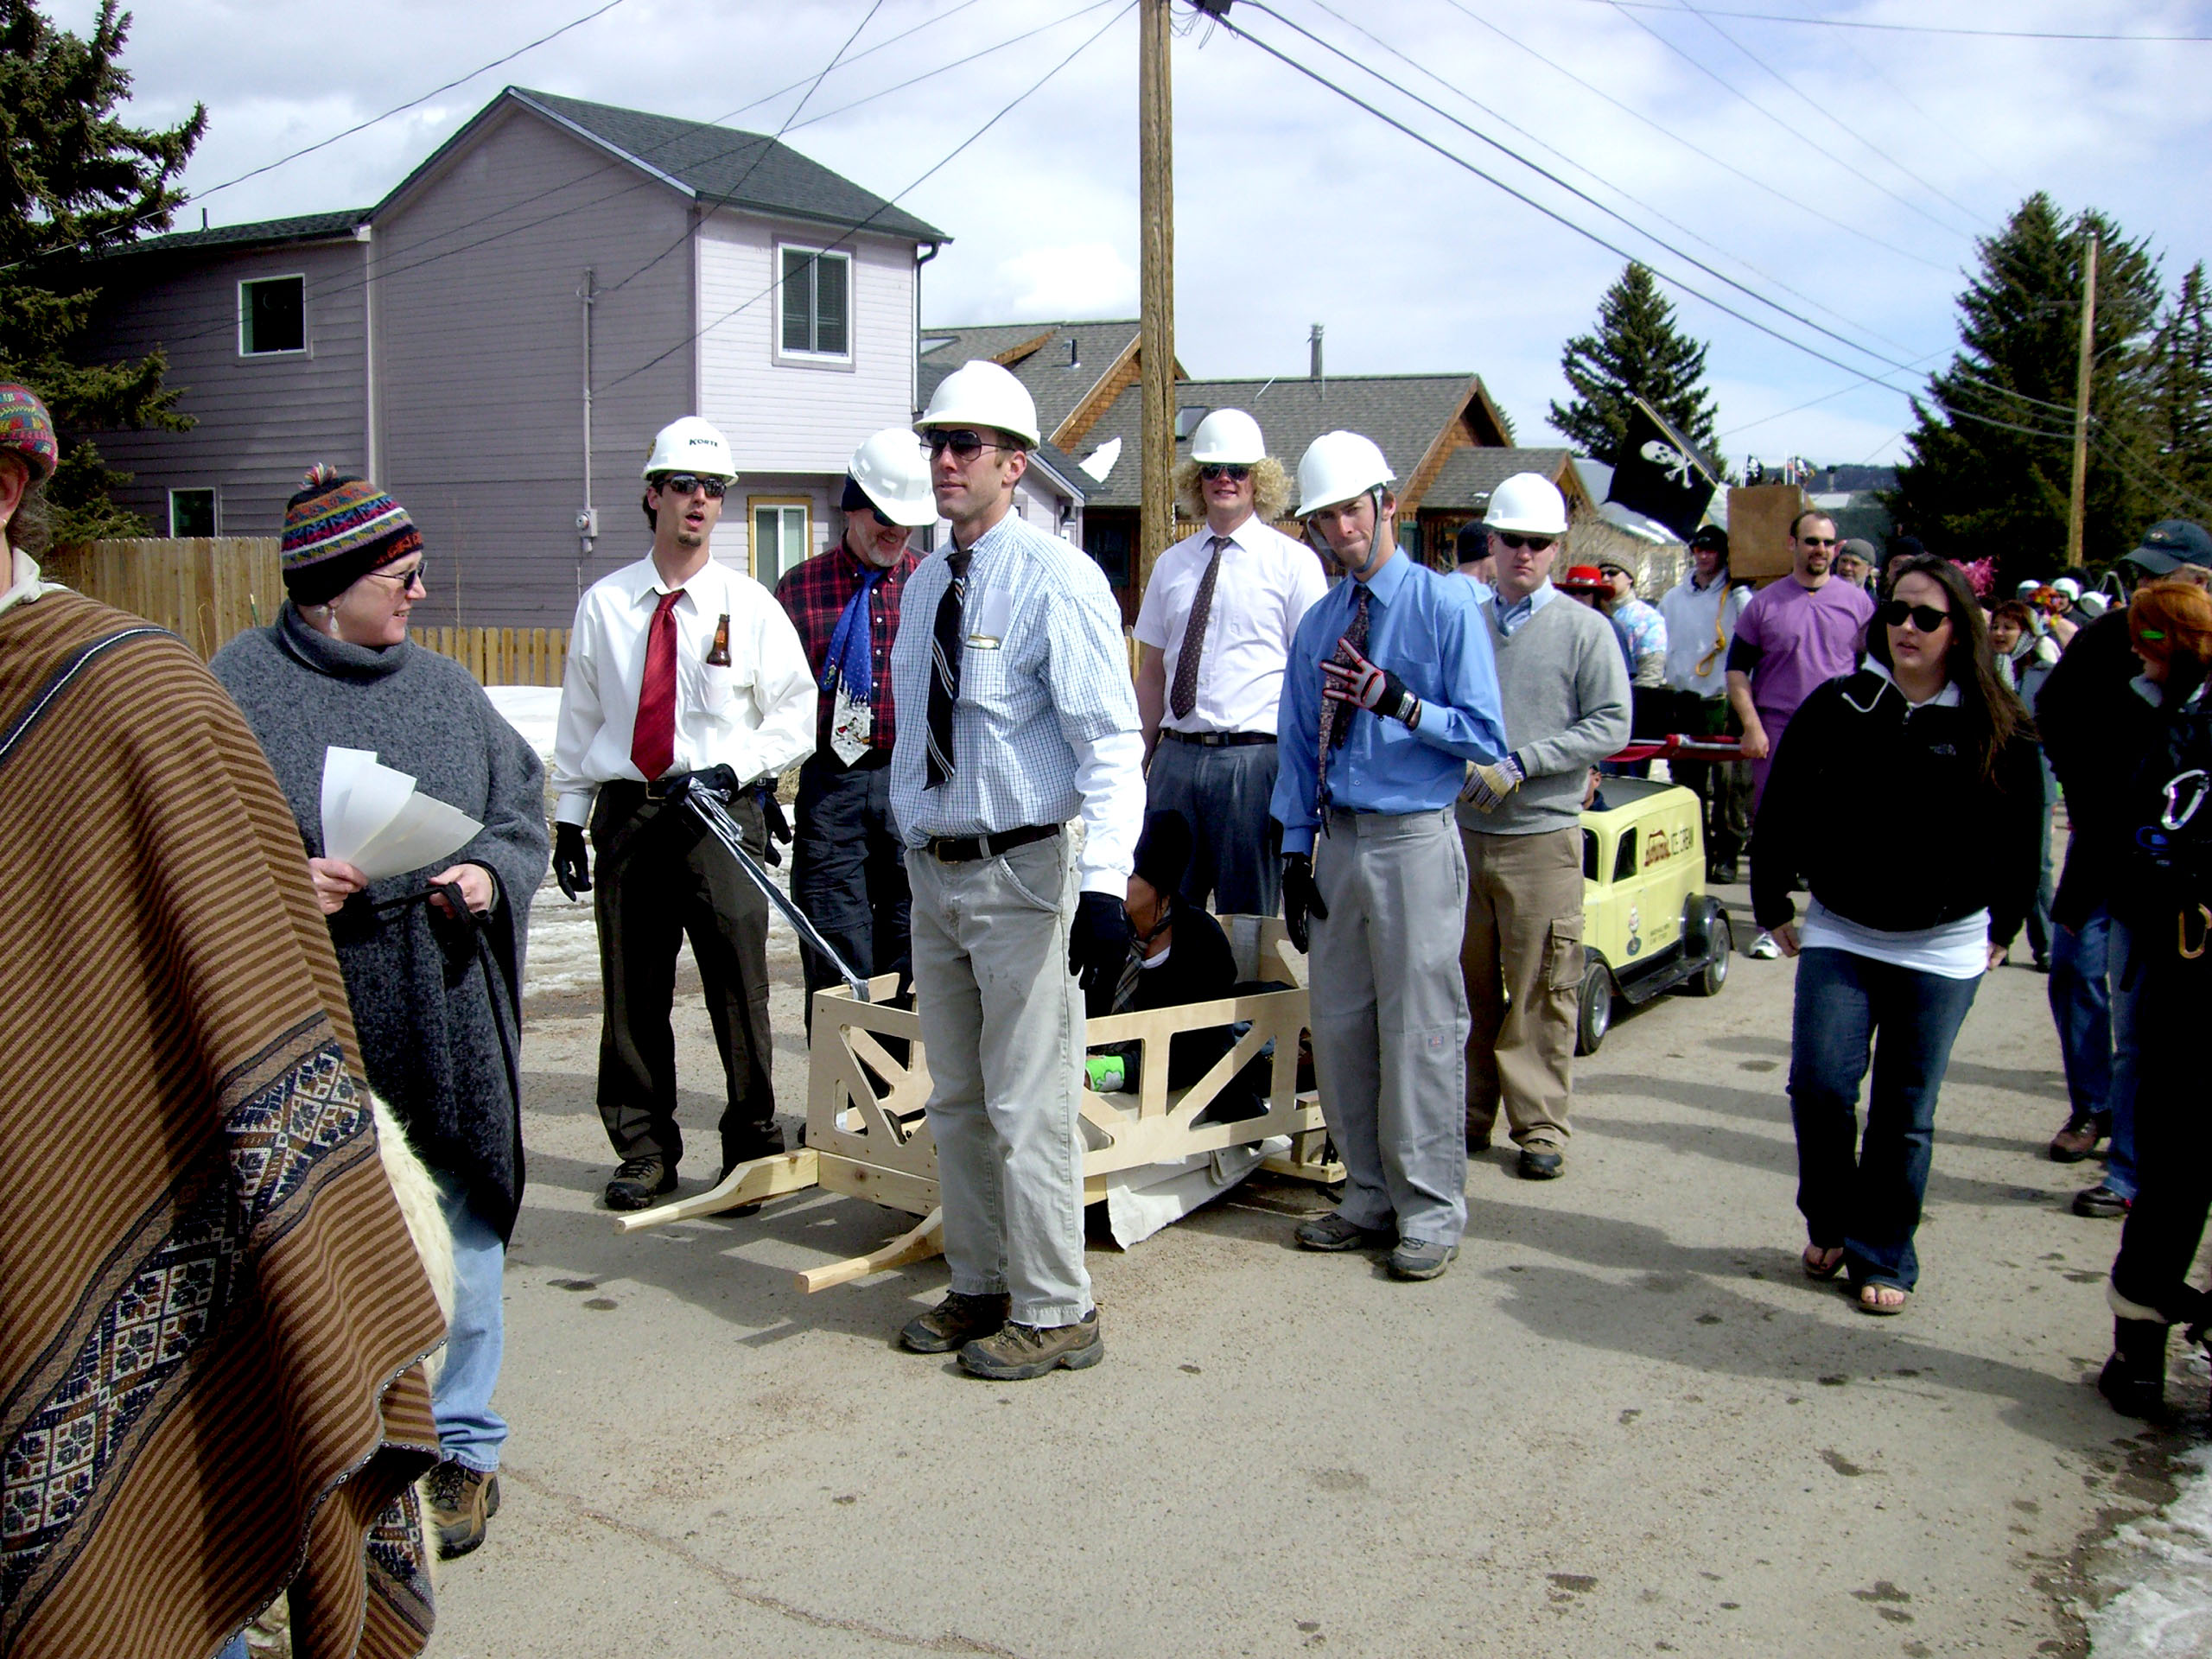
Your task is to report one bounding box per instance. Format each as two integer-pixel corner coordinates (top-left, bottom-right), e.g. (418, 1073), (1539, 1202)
(631, 588), (683, 781)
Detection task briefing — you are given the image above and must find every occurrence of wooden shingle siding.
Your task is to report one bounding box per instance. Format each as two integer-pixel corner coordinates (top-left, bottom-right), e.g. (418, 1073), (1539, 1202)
(84, 240), (369, 540)
(373, 105), (694, 630)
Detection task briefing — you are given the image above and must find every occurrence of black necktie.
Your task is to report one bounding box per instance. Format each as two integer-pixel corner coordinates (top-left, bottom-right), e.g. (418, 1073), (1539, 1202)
(1314, 583), (1371, 816)
(1169, 535), (1229, 721)
(924, 547), (971, 790)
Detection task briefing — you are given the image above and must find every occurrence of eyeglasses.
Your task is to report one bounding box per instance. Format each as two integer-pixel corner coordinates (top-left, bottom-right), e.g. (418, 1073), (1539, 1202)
(925, 429), (1007, 461)
(367, 562), (428, 593)
(656, 474), (728, 499)
(1877, 599), (1951, 632)
(1198, 462), (1251, 482)
(1497, 533), (1555, 552)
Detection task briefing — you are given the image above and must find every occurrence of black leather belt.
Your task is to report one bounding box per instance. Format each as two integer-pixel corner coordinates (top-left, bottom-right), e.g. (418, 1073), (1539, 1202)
(1162, 728), (1276, 748)
(925, 823), (1061, 863)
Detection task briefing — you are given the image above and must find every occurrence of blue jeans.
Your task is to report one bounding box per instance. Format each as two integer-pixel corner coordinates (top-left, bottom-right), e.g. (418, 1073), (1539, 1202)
(1789, 948), (1982, 1291)
(434, 1173), (507, 1471)
(2047, 907), (2143, 1198)
(791, 755), (911, 1028)
(218, 1638), (249, 1659)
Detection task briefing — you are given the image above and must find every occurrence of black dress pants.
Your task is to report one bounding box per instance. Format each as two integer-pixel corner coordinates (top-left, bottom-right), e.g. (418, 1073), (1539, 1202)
(591, 782), (779, 1173)
(2109, 939), (2212, 1325)
(789, 752), (910, 1032)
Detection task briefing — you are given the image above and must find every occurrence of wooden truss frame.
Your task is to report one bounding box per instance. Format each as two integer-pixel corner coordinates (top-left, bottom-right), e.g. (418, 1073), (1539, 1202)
(619, 915), (1340, 1289)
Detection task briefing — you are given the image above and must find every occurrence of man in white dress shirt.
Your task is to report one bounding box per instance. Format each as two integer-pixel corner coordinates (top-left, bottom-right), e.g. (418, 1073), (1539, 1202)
(550, 416), (816, 1212)
(1135, 409), (1325, 916)
(887, 361), (1145, 1381)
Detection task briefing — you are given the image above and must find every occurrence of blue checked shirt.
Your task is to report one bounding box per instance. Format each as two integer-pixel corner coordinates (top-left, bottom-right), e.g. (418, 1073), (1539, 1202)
(890, 510), (1144, 892)
(1271, 550), (1510, 856)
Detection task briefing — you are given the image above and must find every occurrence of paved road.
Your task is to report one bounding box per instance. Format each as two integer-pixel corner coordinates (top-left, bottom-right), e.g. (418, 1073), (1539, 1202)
(433, 880), (2189, 1657)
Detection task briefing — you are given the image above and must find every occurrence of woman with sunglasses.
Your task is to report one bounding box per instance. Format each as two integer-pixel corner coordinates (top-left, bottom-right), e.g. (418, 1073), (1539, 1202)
(213, 464), (549, 1556)
(2096, 579), (2212, 1414)
(1750, 554), (2041, 1314)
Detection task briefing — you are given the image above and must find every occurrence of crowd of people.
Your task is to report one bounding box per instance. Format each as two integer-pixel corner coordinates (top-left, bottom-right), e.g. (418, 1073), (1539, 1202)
(10, 361), (2212, 1652)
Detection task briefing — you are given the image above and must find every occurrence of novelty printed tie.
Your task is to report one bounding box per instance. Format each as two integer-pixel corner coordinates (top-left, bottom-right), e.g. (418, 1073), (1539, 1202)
(1168, 535), (1229, 721)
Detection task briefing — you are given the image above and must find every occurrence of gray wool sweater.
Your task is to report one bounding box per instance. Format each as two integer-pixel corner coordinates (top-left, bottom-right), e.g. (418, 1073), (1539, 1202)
(212, 604), (549, 1242)
(1457, 590), (1631, 836)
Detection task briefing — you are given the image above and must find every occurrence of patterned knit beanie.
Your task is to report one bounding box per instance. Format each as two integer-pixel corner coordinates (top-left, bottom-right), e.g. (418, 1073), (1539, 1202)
(282, 463), (421, 606)
(0, 385), (58, 481)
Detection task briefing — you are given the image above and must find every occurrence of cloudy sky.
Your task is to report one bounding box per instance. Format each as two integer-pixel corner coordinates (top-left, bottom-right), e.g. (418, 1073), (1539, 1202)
(76, 0), (2212, 467)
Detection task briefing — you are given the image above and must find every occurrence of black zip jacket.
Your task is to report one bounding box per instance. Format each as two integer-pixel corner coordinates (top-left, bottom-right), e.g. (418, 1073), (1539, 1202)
(1750, 668), (2044, 946)
(2037, 608), (2164, 930)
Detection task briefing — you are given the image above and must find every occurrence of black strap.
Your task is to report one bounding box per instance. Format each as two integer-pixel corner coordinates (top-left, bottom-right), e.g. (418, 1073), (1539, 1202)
(0, 624), (168, 776)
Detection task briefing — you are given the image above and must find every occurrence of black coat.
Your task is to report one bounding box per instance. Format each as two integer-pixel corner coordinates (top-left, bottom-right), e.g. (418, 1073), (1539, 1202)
(2038, 608), (2164, 930)
(1750, 668), (2043, 947)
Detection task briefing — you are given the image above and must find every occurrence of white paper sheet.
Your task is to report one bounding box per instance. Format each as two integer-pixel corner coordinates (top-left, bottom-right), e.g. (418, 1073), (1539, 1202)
(320, 747), (483, 883)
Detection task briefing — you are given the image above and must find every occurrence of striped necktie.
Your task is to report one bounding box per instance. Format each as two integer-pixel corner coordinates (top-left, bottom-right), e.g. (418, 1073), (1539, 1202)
(923, 548), (972, 790)
(1168, 535), (1229, 721)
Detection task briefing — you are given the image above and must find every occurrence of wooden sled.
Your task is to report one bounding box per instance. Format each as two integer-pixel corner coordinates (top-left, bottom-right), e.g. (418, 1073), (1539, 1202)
(620, 915), (1341, 1289)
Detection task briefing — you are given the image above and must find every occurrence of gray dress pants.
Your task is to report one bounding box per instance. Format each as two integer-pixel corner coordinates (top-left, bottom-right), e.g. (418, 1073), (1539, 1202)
(1145, 734), (1283, 914)
(1309, 806), (1471, 1246)
(906, 833), (1093, 1325)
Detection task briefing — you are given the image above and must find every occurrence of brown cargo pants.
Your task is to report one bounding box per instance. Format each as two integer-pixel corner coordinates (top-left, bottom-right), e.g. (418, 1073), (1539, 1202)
(1460, 823), (1584, 1149)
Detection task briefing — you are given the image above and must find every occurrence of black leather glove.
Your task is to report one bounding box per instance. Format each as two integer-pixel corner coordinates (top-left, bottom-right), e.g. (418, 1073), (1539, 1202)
(1321, 641), (1421, 729)
(757, 789), (793, 868)
(1069, 890), (1133, 1010)
(691, 762), (740, 799)
(553, 822), (591, 899)
(1281, 852), (1328, 953)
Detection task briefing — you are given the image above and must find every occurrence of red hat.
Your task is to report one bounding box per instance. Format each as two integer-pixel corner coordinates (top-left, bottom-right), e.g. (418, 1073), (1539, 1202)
(1557, 564), (1609, 594)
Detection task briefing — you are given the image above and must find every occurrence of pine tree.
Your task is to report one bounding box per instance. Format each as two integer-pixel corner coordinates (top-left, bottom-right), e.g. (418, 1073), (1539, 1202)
(0, 0), (203, 539)
(1548, 262), (1721, 467)
(1890, 194), (2164, 580)
(2145, 262), (2212, 516)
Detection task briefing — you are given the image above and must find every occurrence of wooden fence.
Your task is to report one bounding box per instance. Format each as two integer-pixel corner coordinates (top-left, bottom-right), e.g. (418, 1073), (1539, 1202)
(43, 537), (568, 685)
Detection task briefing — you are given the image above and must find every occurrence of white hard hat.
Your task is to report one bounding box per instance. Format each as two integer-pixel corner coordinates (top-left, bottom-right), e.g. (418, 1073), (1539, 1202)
(642, 416), (736, 480)
(846, 428), (937, 527)
(1190, 408), (1266, 466)
(917, 359), (1041, 448)
(1295, 430), (1394, 517)
(1484, 472), (1569, 537)
(2053, 575), (2082, 600)
(2016, 578), (2041, 596)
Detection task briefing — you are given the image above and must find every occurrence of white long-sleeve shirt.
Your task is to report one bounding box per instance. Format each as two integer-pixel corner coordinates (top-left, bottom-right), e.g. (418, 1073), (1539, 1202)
(550, 553), (816, 826)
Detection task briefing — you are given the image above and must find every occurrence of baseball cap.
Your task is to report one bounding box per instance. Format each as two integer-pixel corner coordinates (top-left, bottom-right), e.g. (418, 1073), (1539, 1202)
(1689, 524), (1729, 556)
(2126, 518), (2212, 576)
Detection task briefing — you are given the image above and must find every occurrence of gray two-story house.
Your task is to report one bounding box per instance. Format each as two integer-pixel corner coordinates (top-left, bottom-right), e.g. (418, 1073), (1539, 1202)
(83, 86), (949, 628)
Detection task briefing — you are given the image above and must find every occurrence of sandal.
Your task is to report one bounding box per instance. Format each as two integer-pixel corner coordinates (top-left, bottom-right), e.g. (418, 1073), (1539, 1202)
(1854, 1281), (1910, 1316)
(1802, 1244), (1846, 1281)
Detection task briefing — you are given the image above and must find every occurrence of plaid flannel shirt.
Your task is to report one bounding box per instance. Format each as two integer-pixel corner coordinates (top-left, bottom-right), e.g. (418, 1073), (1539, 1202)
(773, 542), (918, 763)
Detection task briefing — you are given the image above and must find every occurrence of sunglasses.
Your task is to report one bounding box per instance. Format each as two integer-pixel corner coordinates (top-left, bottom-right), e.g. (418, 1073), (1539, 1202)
(1497, 533), (1555, 552)
(367, 562), (429, 592)
(1877, 599), (1951, 632)
(1198, 462), (1251, 482)
(925, 429), (1008, 461)
(1800, 536), (1839, 548)
(657, 474), (728, 499)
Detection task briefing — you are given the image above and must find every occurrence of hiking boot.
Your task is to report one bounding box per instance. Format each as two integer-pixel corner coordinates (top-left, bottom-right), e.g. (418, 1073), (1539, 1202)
(2098, 1319), (2169, 1419)
(603, 1157), (675, 1211)
(2074, 1182), (2133, 1219)
(423, 1459), (501, 1560)
(899, 1290), (1009, 1354)
(1294, 1211), (1395, 1252)
(2049, 1115), (2108, 1163)
(957, 1311), (1104, 1380)
(1517, 1146), (1566, 1180)
(1709, 860), (1738, 885)
(1387, 1238), (1459, 1281)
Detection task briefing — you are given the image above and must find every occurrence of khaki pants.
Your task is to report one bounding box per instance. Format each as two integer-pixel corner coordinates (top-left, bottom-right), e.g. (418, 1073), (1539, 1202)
(1460, 824), (1583, 1148)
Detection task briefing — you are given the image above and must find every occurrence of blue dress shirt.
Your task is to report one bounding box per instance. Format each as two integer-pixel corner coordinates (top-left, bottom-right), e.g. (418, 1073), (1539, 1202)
(1270, 550), (1509, 855)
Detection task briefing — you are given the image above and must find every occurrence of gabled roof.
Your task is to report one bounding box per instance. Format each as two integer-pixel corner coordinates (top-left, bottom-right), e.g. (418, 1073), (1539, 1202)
(106, 209), (371, 260)
(1064, 372), (1511, 510)
(1421, 445), (1587, 513)
(467, 88), (946, 242)
(919, 320), (1187, 449)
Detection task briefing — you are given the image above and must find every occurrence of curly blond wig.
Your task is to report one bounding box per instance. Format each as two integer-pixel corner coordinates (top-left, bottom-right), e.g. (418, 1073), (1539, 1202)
(1173, 455), (1294, 523)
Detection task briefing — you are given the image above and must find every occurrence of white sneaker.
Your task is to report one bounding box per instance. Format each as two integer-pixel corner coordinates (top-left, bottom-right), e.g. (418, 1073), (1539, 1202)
(1748, 931), (1782, 961)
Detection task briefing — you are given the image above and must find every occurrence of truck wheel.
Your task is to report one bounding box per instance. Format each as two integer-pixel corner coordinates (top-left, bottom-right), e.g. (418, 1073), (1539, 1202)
(1576, 958), (1614, 1056)
(1686, 896), (1731, 997)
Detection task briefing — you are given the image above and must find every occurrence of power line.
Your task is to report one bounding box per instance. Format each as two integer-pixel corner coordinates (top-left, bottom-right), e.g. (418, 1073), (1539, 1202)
(598, 2), (1135, 394)
(1717, 350), (1947, 438)
(1571, 2), (2212, 43)
(1430, 0), (1953, 274)
(1601, 0), (1975, 242)
(3, 0), (638, 273)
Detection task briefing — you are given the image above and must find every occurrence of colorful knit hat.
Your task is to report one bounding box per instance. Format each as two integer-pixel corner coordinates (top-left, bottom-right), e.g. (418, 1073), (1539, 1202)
(0, 385), (58, 481)
(282, 463), (422, 605)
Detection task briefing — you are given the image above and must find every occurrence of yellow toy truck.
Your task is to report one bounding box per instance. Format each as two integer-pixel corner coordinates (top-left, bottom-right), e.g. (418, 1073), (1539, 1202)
(1576, 772), (1732, 1054)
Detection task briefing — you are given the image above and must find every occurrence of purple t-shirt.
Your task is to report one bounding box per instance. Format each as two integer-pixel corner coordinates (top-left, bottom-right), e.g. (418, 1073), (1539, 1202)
(1735, 576), (1875, 726)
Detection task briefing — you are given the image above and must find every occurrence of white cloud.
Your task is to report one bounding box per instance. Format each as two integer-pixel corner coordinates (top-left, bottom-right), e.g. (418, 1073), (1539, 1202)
(988, 241), (1139, 320)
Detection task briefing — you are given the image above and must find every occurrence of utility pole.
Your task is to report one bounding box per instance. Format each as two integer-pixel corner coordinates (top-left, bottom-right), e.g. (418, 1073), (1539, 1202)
(2067, 232), (2099, 569)
(1138, 0), (1175, 592)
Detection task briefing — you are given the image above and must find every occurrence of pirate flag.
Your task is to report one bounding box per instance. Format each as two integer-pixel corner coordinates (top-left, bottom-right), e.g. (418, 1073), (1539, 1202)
(1605, 397), (1719, 542)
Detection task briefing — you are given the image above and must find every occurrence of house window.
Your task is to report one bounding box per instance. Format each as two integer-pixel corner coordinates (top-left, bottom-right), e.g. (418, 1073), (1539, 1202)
(779, 246), (849, 359)
(750, 498), (811, 585)
(169, 488), (216, 537)
(238, 276), (305, 355)
(1084, 517), (1131, 588)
